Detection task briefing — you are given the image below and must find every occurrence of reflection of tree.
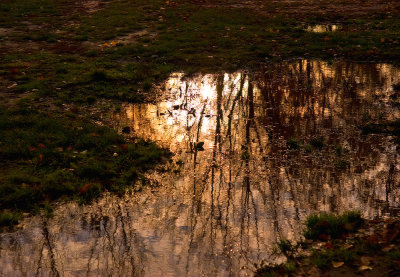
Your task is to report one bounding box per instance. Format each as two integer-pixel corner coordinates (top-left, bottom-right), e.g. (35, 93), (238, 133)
(2, 60), (400, 276)
(42, 219), (60, 277)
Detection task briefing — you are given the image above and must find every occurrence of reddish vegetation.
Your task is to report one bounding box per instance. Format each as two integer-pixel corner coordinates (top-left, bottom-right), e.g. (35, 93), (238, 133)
(79, 183), (92, 194)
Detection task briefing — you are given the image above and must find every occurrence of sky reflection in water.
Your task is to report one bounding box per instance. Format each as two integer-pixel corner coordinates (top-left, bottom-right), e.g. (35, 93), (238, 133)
(1, 60), (400, 276)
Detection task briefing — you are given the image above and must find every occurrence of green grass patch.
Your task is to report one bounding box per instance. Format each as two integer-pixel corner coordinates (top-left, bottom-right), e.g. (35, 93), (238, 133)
(2, 0), (400, 105)
(0, 0), (60, 26)
(277, 239), (299, 259)
(0, 211), (21, 226)
(287, 137), (301, 150)
(304, 211), (363, 240)
(256, 213), (400, 277)
(0, 106), (170, 224)
(311, 247), (355, 269)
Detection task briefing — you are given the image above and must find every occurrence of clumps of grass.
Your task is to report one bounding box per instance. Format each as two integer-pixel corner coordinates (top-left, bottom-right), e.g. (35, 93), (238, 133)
(277, 239), (299, 259)
(241, 150), (250, 160)
(257, 214), (400, 276)
(287, 136), (325, 151)
(0, 211), (21, 226)
(287, 137), (300, 149)
(73, 35), (88, 42)
(304, 211), (363, 240)
(362, 112), (372, 122)
(334, 144), (350, 168)
(0, 0), (60, 27)
(335, 144), (345, 156)
(310, 137), (324, 149)
(311, 247), (355, 269)
(254, 239), (300, 276)
(90, 70), (111, 82)
(0, 107), (170, 225)
(334, 158), (349, 169)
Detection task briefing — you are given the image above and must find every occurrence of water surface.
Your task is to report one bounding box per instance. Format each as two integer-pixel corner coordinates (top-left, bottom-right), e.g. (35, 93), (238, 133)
(1, 60), (400, 276)
(306, 24), (341, 33)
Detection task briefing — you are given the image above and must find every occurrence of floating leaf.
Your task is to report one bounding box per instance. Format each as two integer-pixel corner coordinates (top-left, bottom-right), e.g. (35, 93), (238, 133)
(332, 261), (344, 268)
(325, 242), (334, 249)
(7, 82), (17, 89)
(382, 244), (395, 252)
(119, 144), (129, 152)
(359, 265), (373, 271)
(361, 256), (372, 266)
(79, 183), (92, 194)
(318, 233), (329, 241)
(38, 143), (46, 149)
(343, 244), (353, 250)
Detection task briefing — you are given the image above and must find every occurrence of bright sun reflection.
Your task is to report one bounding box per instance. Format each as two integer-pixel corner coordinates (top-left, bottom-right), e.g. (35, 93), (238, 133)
(200, 77), (216, 101)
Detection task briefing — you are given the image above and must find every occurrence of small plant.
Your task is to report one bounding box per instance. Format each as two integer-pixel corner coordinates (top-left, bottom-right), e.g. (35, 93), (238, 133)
(283, 261), (297, 272)
(42, 201), (54, 218)
(241, 150), (250, 160)
(142, 79), (153, 91)
(310, 136), (324, 149)
(277, 239), (298, 259)
(304, 211), (363, 240)
(287, 137), (300, 149)
(90, 70), (110, 82)
(335, 158), (349, 169)
(311, 247), (355, 269)
(335, 144), (345, 156)
(304, 144), (312, 153)
(362, 112), (372, 122)
(0, 211), (20, 226)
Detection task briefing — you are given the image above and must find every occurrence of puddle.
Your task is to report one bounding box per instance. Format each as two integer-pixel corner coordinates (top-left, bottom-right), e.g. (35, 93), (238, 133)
(2, 60), (400, 276)
(306, 24), (341, 33)
(79, 0), (103, 14)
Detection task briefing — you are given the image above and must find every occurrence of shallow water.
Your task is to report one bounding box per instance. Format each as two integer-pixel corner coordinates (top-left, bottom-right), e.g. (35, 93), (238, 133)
(1, 60), (400, 276)
(306, 24), (341, 33)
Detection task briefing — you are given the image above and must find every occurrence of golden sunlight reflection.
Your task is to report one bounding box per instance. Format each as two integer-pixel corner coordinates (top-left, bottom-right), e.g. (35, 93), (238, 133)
(306, 24), (340, 33)
(1, 60), (400, 277)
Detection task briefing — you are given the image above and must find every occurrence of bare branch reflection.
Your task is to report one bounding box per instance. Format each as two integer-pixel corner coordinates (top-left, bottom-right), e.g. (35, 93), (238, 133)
(1, 60), (400, 276)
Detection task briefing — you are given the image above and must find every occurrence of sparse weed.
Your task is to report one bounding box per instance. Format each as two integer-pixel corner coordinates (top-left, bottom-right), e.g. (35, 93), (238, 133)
(304, 211), (363, 240)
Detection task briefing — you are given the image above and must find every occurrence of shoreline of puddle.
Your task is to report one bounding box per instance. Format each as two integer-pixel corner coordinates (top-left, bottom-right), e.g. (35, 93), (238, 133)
(1, 59), (400, 276)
